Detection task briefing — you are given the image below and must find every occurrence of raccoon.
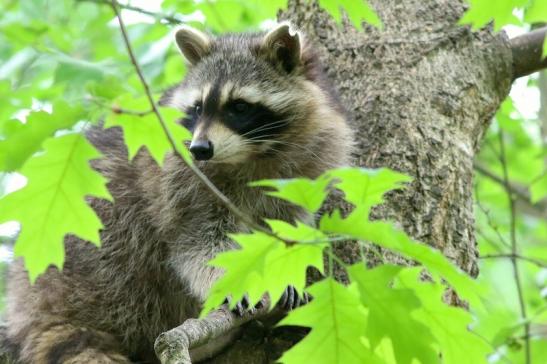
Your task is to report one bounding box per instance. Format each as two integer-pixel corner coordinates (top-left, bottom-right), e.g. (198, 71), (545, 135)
(5, 23), (353, 363)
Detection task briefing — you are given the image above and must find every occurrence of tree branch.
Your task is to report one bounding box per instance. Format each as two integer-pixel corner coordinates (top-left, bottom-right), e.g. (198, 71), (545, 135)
(480, 253), (547, 269)
(498, 130), (531, 364)
(78, 0), (183, 24)
(511, 26), (547, 79)
(154, 305), (272, 364)
(474, 161), (547, 219)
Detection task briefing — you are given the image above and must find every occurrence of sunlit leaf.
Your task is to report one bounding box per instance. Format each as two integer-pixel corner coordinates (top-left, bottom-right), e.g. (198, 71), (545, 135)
(459, 0), (528, 31)
(201, 231), (281, 315)
(105, 95), (192, 166)
(318, 0), (382, 29)
(263, 219), (326, 302)
(327, 167), (411, 209)
(0, 133), (111, 281)
(251, 175), (331, 213)
(279, 278), (382, 364)
(395, 269), (490, 364)
(0, 102), (83, 172)
(321, 207), (484, 307)
(349, 264), (439, 364)
(203, 221), (326, 315)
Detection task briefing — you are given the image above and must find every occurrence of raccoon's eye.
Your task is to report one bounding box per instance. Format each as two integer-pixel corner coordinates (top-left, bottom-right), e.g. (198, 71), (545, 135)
(228, 100), (252, 115)
(194, 104), (202, 116)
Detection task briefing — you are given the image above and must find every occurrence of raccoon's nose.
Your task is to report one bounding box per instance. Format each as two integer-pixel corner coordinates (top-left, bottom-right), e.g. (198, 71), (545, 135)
(189, 139), (214, 161)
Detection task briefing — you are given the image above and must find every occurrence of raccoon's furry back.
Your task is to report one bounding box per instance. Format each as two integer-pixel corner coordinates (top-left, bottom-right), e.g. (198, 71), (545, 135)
(5, 23), (353, 364)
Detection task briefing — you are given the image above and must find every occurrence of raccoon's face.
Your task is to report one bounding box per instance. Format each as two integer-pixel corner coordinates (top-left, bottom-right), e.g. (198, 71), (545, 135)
(165, 24), (313, 164)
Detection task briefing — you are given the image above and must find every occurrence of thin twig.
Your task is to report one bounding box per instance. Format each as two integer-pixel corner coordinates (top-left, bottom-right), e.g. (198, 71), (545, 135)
(475, 161), (547, 219)
(80, 0), (183, 24)
(474, 162), (537, 205)
(109, 0), (297, 246)
(498, 130), (531, 364)
(474, 183), (511, 250)
(469, 329), (514, 364)
(480, 254), (547, 269)
(476, 227), (506, 253)
(111, 106), (153, 117)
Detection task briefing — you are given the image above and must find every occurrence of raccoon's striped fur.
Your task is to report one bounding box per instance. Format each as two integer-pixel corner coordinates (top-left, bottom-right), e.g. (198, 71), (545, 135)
(5, 23), (352, 363)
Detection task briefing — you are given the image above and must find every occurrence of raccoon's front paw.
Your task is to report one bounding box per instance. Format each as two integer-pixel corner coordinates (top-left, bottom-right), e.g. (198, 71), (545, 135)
(223, 295), (267, 317)
(277, 285), (310, 311)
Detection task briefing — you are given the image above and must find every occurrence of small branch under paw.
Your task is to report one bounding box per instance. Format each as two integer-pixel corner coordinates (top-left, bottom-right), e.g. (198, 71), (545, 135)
(154, 300), (271, 364)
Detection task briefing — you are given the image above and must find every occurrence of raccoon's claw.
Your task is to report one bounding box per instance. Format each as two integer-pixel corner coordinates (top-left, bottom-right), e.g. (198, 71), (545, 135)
(277, 286), (310, 311)
(224, 295), (261, 317)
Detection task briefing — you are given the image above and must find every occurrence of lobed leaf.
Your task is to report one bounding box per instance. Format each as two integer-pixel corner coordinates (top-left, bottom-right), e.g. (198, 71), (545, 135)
(321, 207), (485, 307)
(279, 278), (382, 364)
(201, 231), (280, 315)
(105, 95), (192, 166)
(0, 102), (83, 172)
(327, 167), (411, 209)
(0, 133), (111, 281)
(250, 175), (331, 213)
(395, 269), (490, 364)
(349, 264), (440, 364)
(318, 0), (382, 29)
(459, 0), (528, 31)
(263, 220), (327, 302)
(202, 221), (327, 315)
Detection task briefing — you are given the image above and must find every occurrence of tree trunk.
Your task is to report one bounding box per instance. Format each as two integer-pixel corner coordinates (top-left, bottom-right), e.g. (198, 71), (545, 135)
(202, 0), (513, 362)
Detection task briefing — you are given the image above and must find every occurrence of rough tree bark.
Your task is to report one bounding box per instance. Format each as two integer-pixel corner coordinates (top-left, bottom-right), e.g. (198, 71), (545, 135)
(194, 0), (514, 362)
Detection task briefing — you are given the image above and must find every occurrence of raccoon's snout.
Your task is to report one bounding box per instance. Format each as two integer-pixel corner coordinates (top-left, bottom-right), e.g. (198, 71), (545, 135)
(189, 139), (214, 160)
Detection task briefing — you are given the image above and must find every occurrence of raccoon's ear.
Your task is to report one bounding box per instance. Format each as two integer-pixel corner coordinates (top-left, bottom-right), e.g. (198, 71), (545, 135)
(175, 26), (211, 65)
(260, 23), (301, 73)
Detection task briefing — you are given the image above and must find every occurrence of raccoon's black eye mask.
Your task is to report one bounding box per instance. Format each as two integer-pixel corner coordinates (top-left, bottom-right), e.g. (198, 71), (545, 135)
(223, 99), (288, 140)
(181, 98), (289, 141)
(181, 103), (202, 131)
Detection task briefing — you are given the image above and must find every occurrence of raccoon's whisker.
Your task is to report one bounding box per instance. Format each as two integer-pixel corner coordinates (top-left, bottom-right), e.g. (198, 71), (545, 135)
(214, 132), (243, 156)
(238, 119), (294, 139)
(253, 139), (329, 164)
(245, 133), (287, 141)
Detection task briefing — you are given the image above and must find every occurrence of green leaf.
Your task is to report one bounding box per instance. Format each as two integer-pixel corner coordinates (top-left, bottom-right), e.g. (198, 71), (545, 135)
(0, 133), (112, 281)
(53, 56), (107, 85)
(105, 95), (192, 166)
(263, 220), (327, 302)
(203, 221), (327, 315)
(250, 175), (331, 213)
(318, 0), (382, 29)
(530, 174), (547, 203)
(321, 207), (484, 307)
(201, 231), (281, 315)
(279, 278), (382, 364)
(327, 167), (411, 209)
(0, 102), (83, 172)
(395, 269), (490, 364)
(197, 0), (288, 32)
(459, 0), (528, 31)
(86, 76), (129, 101)
(349, 264), (439, 364)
